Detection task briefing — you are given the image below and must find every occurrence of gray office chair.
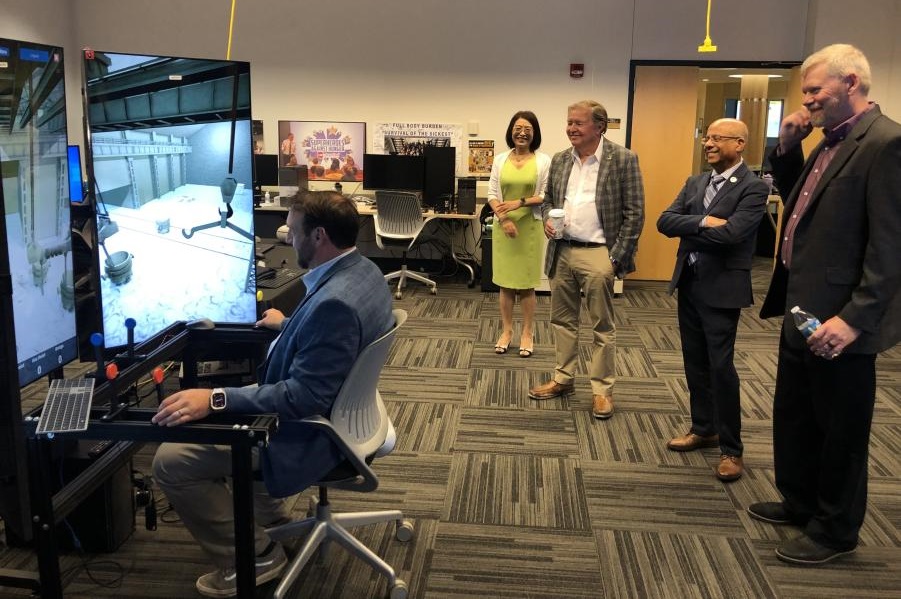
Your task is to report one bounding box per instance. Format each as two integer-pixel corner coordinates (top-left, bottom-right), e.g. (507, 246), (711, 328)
(373, 191), (437, 299)
(266, 309), (413, 599)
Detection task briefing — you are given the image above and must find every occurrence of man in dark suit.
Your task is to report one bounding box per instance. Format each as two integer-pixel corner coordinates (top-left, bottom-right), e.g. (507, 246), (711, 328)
(528, 100), (645, 420)
(748, 44), (901, 566)
(151, 191), (395, 596)
(657, 118), (768, 482)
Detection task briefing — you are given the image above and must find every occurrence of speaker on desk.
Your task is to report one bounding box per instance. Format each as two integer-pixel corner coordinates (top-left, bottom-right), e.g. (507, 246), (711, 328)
(457, 177), (477, 215)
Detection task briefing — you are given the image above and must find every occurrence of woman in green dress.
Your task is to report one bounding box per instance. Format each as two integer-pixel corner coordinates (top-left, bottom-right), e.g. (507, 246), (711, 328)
(487, 111), (550, 357)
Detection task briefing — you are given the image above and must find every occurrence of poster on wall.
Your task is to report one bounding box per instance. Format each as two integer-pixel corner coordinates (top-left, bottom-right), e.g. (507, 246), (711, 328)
(277, 121), (366, 182)
(467, 139), (494, 177)
(252, 120), (265, 154)
(373, 122), (464, 173)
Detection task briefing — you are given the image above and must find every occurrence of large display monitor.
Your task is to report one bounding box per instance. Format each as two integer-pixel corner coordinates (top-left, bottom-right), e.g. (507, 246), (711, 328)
(362, 153), (424, 192)
(0, 36), (75, 540)
(80, 50), (257, 353)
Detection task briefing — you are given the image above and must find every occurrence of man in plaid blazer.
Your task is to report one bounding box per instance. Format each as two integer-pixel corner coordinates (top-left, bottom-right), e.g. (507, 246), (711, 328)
(529, 100), (645, 420)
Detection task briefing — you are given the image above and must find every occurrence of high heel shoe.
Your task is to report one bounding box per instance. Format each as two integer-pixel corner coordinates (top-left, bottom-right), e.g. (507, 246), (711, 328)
(519, 335), (533, 358)
(495, 333), (512, 354)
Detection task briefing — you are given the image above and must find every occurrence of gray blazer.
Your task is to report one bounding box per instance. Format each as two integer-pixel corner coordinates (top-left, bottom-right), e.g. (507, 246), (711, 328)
(657, 162), (769, 308)
(760, 105), (901, 353)
(227, 251), (395, 497)
(541, 138), (645, 277)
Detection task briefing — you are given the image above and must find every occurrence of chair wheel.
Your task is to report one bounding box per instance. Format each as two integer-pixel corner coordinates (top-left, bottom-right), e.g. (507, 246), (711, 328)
(430, 287), (437, 295)
(395, 519), (414, 542)
(394, 291), (403, 300)
(389, 579), (408, 599)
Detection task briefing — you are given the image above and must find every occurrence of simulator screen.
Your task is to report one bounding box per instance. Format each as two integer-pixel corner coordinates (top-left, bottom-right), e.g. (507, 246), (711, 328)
(83, 51), (257, 350)
(0, 38), (78, 387)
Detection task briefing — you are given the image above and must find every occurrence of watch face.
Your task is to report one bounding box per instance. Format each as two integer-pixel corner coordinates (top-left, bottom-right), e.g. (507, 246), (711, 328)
(211, 390), (226, 410)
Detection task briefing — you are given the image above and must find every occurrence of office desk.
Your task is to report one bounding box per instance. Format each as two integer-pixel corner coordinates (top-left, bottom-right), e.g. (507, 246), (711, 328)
(255, 202), (483, 285)
(355, 203), (482, 285)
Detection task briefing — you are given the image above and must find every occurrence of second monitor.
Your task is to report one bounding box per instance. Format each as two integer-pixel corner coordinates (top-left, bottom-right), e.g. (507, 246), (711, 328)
(363, 148), (456, 211)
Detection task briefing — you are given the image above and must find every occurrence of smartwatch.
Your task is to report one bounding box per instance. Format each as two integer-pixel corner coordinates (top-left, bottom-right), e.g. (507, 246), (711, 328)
(210, 388), (227, 411)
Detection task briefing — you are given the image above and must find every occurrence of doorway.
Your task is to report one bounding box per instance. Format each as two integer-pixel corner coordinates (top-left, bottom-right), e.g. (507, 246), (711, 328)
(627, 61), (800, 281)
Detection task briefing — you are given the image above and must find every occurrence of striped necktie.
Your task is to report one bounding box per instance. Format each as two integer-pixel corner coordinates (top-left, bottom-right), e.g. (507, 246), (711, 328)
(688, 175), (726, 266)
(705, 174), (725, 209)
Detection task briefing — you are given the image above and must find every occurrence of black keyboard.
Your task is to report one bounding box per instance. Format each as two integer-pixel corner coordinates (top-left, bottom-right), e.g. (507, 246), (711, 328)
(256, 267), (302, 289)
(36, 378), (96, 435)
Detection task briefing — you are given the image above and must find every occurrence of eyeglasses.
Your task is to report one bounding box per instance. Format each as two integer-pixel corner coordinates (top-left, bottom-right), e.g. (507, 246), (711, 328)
(700, 135), (743, 143)
(512, 126), (534, 134)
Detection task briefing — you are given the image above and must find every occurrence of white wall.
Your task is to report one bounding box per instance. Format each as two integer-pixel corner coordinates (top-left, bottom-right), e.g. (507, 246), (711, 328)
(632, 0), (808, 61)
(2, 0), (899, 168)
(805, 0), (901, 119)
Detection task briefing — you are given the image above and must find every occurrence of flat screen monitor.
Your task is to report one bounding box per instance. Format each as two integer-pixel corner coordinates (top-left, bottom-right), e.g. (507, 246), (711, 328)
(423, 146), (456, 207)
(68, 144), (85, 203)
(0, 39), (78, 386)
(0, 36), (76, 541)
(362, 154), (424, 192)
(254, 153), (279, 189)
(81, 50), (257, 353)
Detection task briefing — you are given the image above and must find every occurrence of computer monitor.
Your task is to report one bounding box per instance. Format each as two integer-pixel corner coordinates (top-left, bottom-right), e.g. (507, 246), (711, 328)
(362, 154), (424, 192)
(68, 145), (85, 204)
(80, 50), (257, 354)
(0, 36), (76, 541)
(422, 146), (456, 210)
(253, 153), (279, 192)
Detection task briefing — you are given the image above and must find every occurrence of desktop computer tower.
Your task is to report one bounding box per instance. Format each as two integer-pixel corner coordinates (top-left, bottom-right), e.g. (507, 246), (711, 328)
(457, 177), (477, 215)
(423, 146), (455, 212)
(61, 440), (136, 552)
(5, 440), (136, 552)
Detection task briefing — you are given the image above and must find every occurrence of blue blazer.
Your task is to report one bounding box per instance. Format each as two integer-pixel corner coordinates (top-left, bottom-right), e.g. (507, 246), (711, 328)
(226, 251), (394, 497)
(657, 162), (768, 308)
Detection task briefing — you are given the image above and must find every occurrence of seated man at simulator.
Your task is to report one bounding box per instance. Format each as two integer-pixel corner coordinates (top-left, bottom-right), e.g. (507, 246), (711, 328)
(151, 191), (395, 597)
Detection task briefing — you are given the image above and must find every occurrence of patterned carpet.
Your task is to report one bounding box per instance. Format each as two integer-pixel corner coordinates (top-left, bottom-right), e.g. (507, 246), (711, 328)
(2, 257), (899, 598)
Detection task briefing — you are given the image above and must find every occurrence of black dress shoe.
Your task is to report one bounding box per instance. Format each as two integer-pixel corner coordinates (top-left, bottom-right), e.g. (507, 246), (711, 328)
(747, 501), (794, 525)
(775, 534), (856, 566)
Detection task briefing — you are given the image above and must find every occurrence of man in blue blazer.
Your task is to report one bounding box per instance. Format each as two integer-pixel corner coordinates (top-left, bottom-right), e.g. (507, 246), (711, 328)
(152, 191), (394, 596)
(750, 44), (901, 566)
(657, 118), (768, 482)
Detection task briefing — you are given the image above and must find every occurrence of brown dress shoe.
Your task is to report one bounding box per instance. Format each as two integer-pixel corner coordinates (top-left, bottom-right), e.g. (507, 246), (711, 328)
(591, 395), (614, 419)
(716, 455), (743, 481)
(528, 380), (574, 400)
(666, 432), (720, 452)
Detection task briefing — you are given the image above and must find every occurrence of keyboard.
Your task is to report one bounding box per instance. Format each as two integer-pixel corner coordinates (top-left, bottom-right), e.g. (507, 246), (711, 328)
(256, 267), (302, 289)
(36, 378), (96, 435)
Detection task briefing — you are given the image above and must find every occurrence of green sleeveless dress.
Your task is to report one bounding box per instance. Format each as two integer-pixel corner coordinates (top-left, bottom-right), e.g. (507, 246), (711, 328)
(492, 157), (542, 289)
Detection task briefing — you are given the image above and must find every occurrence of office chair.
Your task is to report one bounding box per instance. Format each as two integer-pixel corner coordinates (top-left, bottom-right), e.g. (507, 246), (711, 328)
(373, 190), (437, 299)
(266, 308), (413, 599)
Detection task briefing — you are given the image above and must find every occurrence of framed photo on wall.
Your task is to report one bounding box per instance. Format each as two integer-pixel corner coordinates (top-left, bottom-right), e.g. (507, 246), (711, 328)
(277, 120), (366, 182)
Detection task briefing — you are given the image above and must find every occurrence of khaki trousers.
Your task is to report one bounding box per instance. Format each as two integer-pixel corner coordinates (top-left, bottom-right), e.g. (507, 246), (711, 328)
(549, 244), (617, 396)
(152, 443), (294, 569)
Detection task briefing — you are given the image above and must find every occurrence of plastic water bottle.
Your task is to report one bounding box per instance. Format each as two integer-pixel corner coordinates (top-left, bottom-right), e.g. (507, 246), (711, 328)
(791, 306), (821, 338)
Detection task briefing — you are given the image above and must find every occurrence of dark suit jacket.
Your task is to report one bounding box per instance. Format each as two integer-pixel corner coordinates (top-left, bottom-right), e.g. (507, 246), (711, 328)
(226, 251), (394, 497)
(760, 105), (901, 354)
(657, 162), (768, 308)
(541, 138), (645, 276)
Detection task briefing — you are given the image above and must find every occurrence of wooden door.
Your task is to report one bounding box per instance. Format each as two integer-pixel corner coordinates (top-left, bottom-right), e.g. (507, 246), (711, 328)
(630, 66), (699, 281)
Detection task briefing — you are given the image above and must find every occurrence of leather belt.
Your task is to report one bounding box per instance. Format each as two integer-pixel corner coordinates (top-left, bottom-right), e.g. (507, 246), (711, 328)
(558, 238), (604, 248)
